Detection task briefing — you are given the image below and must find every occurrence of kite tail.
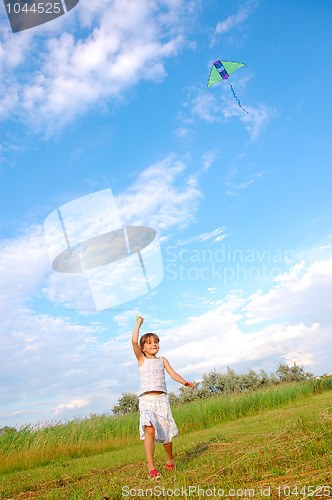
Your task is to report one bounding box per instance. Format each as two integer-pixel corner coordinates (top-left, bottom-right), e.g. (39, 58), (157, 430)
(228, 83), (249, 114)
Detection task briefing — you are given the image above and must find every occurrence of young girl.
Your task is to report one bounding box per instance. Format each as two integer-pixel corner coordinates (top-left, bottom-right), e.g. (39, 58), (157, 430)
(132, 316), (194, 480)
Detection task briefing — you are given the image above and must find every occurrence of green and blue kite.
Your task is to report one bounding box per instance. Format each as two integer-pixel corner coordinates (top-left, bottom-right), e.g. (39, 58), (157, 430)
(207, 60), (248, 113)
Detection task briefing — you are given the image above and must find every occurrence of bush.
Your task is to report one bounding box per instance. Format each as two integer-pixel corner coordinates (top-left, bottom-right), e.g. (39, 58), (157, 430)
(112, 393), (139, 416)
(276, 363), (313, 382)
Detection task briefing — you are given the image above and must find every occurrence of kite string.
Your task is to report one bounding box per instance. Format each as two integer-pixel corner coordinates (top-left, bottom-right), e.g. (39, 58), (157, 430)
(228, 82), (249, 114)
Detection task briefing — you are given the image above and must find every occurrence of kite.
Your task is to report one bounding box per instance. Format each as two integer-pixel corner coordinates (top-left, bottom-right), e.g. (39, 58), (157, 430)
(207, 60), (248, 114)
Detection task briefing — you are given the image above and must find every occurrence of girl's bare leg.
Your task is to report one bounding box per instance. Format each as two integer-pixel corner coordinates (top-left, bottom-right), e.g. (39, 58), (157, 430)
(144, 425), (156, 471)
(163, 441), (174, 465)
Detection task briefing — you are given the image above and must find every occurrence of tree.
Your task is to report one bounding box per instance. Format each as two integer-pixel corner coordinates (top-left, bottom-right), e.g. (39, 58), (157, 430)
(276, 363), (313, 382)
(201, 369), (221, 396)
(168, 391), (179, 406)
(257, 369), (280, 386)
(178, 382), (203, 404)
(112, 393), (139, 416)
(236, 369), (260, 391)
(220, 367), (241, 393)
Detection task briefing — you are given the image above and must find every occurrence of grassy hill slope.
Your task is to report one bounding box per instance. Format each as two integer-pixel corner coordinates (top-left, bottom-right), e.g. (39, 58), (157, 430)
(0, 379), (331, 499)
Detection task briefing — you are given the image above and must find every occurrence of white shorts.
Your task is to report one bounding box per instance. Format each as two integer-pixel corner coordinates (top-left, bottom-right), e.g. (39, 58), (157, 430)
(139, 393), (178, 444)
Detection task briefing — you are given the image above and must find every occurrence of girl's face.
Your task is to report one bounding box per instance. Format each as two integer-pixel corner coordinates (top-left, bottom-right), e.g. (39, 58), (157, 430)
(142, 336), (160, 357)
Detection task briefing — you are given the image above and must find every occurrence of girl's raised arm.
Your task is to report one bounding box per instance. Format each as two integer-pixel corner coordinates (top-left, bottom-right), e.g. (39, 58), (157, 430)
(132, 316), (144, 361)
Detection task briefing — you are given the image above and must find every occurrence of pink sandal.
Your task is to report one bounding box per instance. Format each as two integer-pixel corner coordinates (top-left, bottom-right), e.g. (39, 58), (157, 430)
(149, 469), (161, 480)
(166, 463), (176, 471)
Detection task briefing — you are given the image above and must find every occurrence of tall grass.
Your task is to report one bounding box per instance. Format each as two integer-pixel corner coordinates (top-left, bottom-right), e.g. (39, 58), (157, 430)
(0, 377), (331, 475)
(172, 376), (332, 433)
(0, 412), (140, 473)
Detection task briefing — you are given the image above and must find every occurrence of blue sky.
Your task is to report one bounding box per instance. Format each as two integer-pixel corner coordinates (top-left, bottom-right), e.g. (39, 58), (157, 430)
(1, 0), (331, 428)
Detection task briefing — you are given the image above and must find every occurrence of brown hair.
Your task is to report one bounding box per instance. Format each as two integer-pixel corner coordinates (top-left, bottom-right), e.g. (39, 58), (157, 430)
(139, 333), (160, 353)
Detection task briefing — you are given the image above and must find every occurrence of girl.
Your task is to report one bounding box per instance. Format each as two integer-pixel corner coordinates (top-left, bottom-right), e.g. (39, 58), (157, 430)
(132, 316), (194, 479)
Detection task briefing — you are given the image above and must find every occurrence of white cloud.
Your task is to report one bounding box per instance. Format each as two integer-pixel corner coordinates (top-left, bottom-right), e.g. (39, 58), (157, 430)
(225, 171), (263, 197)
(239, 103), (276, 141)
(158, 255), (332, 384)
(55, 398), (89, 415)
(0, 24), (34, 73)
(173, 227), (227, 247)
(161, 296), (312, 374)
(281, 352), (315, 368)
(191, 87), (275, 141)
(0, 226), (49, 312)
(0, 289), (135, 426)
(1, 310), (99, 404)
(201, 151), (217, 171)
(192, 93), (218, 122)
(244, 257), (332, 324)
(214, 0), (258, 36)
(116, 155), (202, 230)
(0, 0), (195, 132)
(160, 301), (329, 387)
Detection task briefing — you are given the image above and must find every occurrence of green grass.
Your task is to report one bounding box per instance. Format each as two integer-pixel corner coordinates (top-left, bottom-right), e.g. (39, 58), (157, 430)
(0, 378), (331, 499)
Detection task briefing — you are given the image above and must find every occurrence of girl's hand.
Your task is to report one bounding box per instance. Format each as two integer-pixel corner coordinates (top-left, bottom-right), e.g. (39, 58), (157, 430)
(136, 316), (144, 325)
(184, 381), (194, 390)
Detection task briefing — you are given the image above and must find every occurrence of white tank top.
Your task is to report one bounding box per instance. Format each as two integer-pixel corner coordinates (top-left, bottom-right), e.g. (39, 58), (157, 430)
(138, 357), (167, 396)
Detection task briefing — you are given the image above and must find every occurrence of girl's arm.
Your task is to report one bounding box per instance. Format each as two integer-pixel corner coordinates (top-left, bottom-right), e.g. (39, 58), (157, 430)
(132, 316), (144, 361)
(162, 357), (194, 389)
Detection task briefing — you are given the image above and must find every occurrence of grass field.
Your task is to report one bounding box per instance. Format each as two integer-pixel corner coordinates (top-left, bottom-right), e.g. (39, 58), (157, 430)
(0, 379), (331, 499)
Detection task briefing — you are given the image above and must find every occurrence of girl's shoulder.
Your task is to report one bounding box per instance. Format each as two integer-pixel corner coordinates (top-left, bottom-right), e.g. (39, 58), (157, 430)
(161, 356), (168, 367)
